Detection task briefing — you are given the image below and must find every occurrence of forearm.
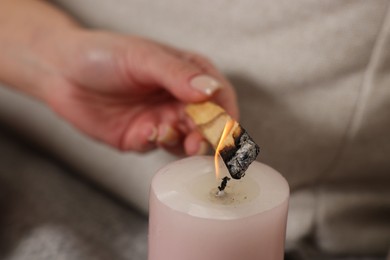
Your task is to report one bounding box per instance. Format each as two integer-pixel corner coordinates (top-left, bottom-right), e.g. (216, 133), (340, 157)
(0, 0), (80, 100)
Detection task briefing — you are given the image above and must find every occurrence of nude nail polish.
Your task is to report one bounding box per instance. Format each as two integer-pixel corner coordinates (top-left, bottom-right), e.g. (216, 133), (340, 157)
(157, 125), (179, 147)
(190, 75), (222, 96)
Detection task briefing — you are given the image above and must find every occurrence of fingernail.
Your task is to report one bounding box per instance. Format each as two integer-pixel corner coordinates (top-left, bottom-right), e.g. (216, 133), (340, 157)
(147, 126), (158, 142)
(190, 75), (222, 96)
(157, 125), (179, 147)
(196, 141), (209, 155)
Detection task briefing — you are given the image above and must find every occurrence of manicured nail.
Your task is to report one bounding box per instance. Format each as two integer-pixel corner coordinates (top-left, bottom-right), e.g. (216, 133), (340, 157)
(157, 125), (179, 147)
(196, 141), (209, 155)
(190, 75), (222, 96)
(147, 126), (158, 142)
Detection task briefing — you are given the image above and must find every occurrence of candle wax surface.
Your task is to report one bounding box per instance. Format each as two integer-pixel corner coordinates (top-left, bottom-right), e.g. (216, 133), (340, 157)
(149, 156), (289, 260)
(152, 156), (289, 220)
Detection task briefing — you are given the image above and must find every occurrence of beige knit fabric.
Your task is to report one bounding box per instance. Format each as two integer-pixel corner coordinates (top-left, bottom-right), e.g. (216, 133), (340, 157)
(0, 0), (389, 254)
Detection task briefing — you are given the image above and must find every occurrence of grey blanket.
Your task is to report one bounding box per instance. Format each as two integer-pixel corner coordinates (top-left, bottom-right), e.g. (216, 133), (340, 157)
(0, 126), (148, 260)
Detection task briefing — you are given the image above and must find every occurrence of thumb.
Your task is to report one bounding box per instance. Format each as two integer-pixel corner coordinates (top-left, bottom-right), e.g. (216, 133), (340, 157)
(140, 50), (223, 102)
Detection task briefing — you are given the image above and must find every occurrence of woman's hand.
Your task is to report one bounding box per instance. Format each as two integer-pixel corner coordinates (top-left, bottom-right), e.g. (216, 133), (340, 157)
(0, 0), (238, 155)
(42, 31), (238, 155)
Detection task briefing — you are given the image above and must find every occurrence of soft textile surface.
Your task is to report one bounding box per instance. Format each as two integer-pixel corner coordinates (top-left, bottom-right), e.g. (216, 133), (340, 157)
(0, 127), (148, 260)
(0, 126), (386, 260)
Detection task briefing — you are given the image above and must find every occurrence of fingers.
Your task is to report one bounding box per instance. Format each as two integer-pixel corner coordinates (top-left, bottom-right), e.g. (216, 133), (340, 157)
(180, 52), (239, 120)
(156, 124), (184, 155)
(176, 51), (239, 120)
(121, 122), (187, 155)
(184, 131), (209, 156)
(118, 102), (211, 156)
(138, 51), (223, 101)
(119, 120), (158, 153)
(155, 127), (210, 156)
(126, 40), (238, 118)
(120, 38), (240, 153)
(117, 102), (180, 153)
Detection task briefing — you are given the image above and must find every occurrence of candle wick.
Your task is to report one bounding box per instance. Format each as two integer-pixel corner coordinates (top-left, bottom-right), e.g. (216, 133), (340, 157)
(217, 176), (231, 194)
(216, 190), (225, 197)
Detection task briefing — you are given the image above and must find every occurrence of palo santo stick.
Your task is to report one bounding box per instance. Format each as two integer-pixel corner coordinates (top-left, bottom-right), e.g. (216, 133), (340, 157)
(186, 102), (260, 179)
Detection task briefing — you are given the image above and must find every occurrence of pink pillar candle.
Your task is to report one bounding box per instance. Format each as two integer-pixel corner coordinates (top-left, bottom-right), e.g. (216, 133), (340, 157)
(149, 156), (289, 260)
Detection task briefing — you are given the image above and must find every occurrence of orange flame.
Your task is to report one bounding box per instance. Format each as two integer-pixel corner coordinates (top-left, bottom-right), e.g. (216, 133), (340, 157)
(214, 119), (235, 179)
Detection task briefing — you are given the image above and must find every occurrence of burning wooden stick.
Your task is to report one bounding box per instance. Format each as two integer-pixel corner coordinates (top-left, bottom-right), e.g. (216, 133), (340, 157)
(186, 102), (260, 179)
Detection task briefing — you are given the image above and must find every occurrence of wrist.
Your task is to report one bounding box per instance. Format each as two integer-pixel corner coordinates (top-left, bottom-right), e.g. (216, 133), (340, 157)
(0, 0), (83, 102)
(29, 25), (86, 101)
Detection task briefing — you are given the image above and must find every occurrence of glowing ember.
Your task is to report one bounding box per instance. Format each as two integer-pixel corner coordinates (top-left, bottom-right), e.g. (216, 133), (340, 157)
(214, 119), (235, 180)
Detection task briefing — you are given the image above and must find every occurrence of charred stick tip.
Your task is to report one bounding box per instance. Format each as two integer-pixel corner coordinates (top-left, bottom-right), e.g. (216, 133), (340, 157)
(220, 129), (260, 179)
